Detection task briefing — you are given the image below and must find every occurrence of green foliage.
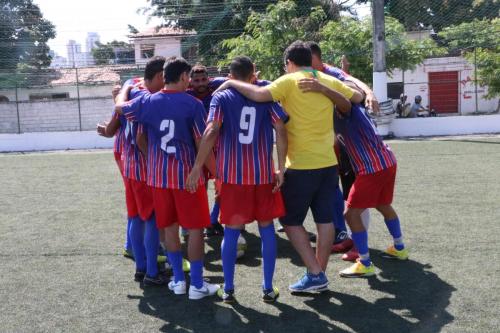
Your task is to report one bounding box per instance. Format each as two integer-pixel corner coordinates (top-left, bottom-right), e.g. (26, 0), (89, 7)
(219, 1), (328, 80)
(92, 41), (134, 65)
(0, 0), (56, 71)
(320, 16), (445, 83)
(440, 18), (500, 98)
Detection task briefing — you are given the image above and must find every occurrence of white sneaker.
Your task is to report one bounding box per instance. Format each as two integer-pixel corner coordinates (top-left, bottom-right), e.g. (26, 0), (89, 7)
(168, 280), (187, 295)
(188, 281), (220, 300)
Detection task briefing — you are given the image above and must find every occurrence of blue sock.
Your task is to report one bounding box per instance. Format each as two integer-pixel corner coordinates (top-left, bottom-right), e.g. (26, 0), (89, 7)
(333, 187), (347, 232)
(190, 260), (204, 289)
(210, 202), (220, 225)
(385, 217), (405, 250)
(144, 215), (159, 278)
(351, 230), (371, 267)
(167, 251), (185, 282)
(221, 227), (240, 292)
(125, 217), (132, 251)
(258, 223), (276, 291)
(129, 216), (146, 272)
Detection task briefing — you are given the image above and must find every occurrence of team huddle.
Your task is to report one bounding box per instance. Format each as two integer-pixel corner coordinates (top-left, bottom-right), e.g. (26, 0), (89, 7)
(97, 40), (408, 303)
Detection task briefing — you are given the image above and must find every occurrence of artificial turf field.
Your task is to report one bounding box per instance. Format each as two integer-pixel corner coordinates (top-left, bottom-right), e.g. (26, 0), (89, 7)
(0, 136), (499, 333)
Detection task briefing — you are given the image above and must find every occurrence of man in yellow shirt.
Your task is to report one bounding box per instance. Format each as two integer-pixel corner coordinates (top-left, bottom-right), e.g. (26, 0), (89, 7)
(215, 41), (363, 292)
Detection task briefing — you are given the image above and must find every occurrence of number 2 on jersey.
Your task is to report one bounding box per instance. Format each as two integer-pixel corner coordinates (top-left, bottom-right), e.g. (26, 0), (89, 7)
(239, 106), (256, 144)
(160, 119), (176, 154)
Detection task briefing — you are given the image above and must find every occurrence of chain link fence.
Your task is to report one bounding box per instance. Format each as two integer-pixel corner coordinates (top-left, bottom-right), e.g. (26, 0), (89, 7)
(0, 0), (498, 134)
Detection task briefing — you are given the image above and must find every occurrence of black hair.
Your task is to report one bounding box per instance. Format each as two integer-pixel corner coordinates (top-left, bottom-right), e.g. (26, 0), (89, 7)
(164, 56), (192, 84)
(190, 64), (208, 77)
(306, 41), (322, 59)
(144, 56), (166, 81)
(229, 56), (254, 81)
(284, 40), (312, 67)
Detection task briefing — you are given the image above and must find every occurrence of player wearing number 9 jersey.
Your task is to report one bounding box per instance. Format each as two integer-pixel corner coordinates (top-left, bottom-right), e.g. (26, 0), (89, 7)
(115, 56), (219, 300)
(186, 56), (288, 303)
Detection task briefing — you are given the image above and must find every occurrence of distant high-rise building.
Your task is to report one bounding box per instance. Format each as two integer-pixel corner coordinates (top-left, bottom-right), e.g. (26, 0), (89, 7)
(67, 40), (82, 67)
(86, 32), (100, 53)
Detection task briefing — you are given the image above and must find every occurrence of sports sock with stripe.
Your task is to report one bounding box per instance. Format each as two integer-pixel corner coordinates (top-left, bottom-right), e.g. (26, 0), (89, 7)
(190, 260), (204, 289)
(167, 251), (185, 283)
(258, 223), (276, 291)
(221, 227), (240, 292)
(384, 217), (405, 250)
(351, 230), (371, 267)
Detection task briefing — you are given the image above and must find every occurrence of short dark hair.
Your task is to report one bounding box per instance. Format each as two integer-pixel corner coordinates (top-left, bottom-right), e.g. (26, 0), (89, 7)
(284, 40), (312, 67)
(229, 56), (254, 81)
(144, 56), (166, 81)
(190, 64), (208, 77)
(306, 41), (322, 59)
(164, 56), (192, 84)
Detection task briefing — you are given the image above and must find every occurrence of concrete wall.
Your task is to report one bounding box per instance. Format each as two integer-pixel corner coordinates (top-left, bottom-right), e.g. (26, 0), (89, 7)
(0, 84), (113, 102)
(390, 114), (500, 137)
(388, 56), (499, 114)
(0, 97), (114, 134)
(133, 37), (182, 65)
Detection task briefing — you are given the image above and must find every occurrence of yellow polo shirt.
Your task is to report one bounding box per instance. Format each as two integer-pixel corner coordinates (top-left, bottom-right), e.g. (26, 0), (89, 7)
(267, 70), (355, 170)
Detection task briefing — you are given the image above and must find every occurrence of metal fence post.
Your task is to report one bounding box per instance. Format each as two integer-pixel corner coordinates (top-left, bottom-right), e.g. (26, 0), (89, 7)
(75, 67), (82, 131)
(15, 83), (21, 134)
(474, 46), (479, 114)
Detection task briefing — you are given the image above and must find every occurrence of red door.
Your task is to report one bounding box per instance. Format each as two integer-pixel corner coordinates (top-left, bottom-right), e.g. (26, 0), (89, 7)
(429, 71), (459, 114)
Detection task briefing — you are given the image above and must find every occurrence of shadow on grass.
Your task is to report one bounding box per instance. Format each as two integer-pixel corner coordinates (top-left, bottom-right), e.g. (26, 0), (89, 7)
(303, 249), (456, 333)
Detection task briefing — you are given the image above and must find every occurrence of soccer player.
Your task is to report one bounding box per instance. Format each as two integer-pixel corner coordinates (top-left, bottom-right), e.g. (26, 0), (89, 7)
(100, 57), (167, 285)
(215, 41), (363, 292)
(298, 82), (409, 278)
(307, 41), (376, 254)
(115, 57), (219, 299)
(186, 56), (288, 303)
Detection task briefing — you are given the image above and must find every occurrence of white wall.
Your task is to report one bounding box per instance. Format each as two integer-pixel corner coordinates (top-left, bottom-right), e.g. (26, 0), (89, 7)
(133, 37), (182, 65)
(0, 131), (113, 152)
(0, 84), (113, 102)
(388, 57), (499, 114)
(390, 114), (500, 137)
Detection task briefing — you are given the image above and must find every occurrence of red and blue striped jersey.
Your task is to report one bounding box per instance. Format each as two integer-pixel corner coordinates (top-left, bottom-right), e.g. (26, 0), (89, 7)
(334, 104), (397, 175)
(113, 78), (142, 154)
(120, 79), (149, 182)
(122, 90), (207, 189)
(186, 77), (228, 113)
(209, 88), (288, 185)
(322, 63), (347, 82)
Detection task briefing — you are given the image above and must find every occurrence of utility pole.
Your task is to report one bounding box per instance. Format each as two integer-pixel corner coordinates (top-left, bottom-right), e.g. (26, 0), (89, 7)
(372, 0), (387, 102)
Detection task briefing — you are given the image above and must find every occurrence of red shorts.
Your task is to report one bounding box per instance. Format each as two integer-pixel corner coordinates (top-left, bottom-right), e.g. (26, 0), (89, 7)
(124, 178), (154, 221)
(219, 183), (286, 225)
(114, 152), (124, 175)
(347, 165), (397, 209)
(151, 186), (210, 229)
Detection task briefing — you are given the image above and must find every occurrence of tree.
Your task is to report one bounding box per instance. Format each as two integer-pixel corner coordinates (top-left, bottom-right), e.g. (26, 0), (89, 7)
(92, 41), (135, 65)
(320, 16), (445, 83)
(219, 1), (328, 80)
(355, 0), (500, 32)
(220, 1), (444, 82)
(141, 0), (354, 65)
(439, 18), (500, 99)
(0, 0), (56, 70)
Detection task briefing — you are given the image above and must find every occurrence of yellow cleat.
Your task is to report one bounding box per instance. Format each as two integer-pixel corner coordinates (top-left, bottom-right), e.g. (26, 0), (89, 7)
(182, 258), (191, 272)
(339, 259), (375, 278)
(157, 254), (167, 264)
(381, 245), (409, 260)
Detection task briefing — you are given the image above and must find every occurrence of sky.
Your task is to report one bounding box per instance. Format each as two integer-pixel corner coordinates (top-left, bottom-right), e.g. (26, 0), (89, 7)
(34, 0), (370, 58)
(34, 0), (163, 57)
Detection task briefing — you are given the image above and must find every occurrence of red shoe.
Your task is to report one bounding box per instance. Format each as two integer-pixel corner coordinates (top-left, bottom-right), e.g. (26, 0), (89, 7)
(331, 238), (354, 253)
(342, 248), (359, 262)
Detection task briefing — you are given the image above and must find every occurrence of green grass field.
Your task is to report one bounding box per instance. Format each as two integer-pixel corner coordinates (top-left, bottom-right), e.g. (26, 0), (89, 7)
(1, 136), (499, 333)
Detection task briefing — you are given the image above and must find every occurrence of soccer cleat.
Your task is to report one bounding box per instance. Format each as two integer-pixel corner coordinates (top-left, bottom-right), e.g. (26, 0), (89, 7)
(342, 247), (359, 262)
(236, 234), (247, 259)
(339, 259), (375, 278)
(168, 280), (187, 295)
(188, 281), (220, 300)
(217, 288), (236, 303)
(123, 249), (134, 260)
(143, 274), (169, 286)
(134, 270), (146, 282)
(333, 230), (349, 244)
(262, 286), (280, 303)
(205, 222), (224, 237)
(331, 238), (354, 253)
(182, 259), (191, 272)
(381, 245), (409, 260)
(157, 254), (167, 264)
(288, 272), (329, 292)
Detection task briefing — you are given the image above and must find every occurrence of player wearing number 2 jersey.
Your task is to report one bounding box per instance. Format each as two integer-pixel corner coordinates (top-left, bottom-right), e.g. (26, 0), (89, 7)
(115, 57), (219, 300)
(186, 56), (288, 303)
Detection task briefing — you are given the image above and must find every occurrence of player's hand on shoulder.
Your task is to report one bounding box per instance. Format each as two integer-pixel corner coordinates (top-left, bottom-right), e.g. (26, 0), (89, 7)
(366, 93), (380, 114)
(298, 78), (323, 93)
(212, 80), (233, 95)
